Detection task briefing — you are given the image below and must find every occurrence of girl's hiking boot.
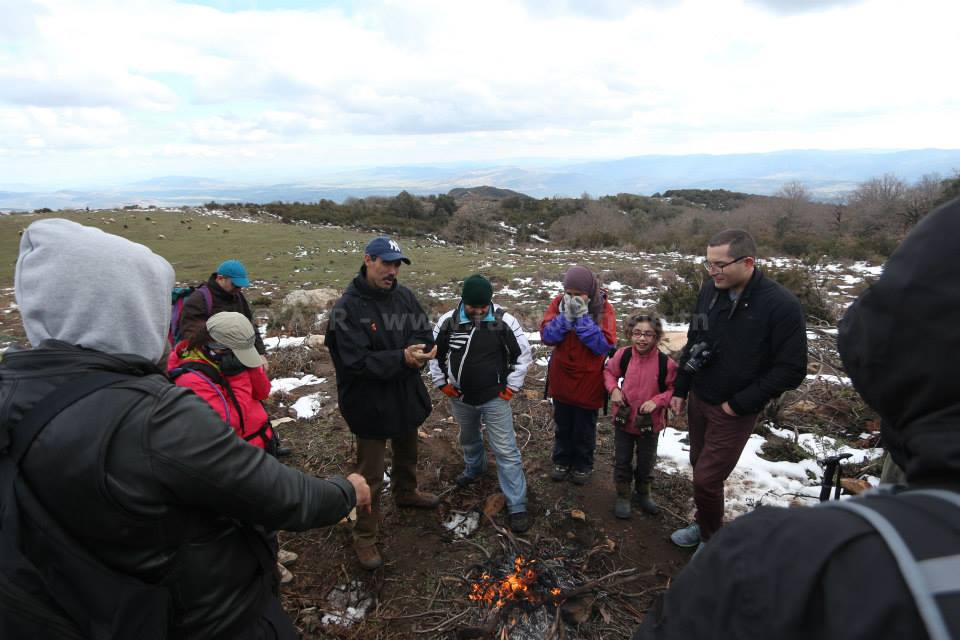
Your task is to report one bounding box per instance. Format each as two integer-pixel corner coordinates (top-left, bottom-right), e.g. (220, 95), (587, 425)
(615, 482), (632, 519)
(632, 486), (660, 515)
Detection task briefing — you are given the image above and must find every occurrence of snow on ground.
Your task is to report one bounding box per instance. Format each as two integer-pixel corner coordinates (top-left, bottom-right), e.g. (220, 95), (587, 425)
(270, 374), (325, 395)
(443, 511), (481, 538)
(320, 581), (374, 627)
(263, 335), (308, 350)
(291, 392), (327, 419)
(657, 425), (884, 519)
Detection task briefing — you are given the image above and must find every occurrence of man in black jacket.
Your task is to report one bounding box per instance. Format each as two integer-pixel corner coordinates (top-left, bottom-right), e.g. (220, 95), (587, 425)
(668, 229), (807, 550)
(326, 236), (440, 570)
(0, 219), (371, 639)
(179, 259), (267, 358)
(636, 199), (960, 640)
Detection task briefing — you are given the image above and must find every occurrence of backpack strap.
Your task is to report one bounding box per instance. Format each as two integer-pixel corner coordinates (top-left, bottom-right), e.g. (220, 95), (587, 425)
(6, 372), (131, 465)
(619, 346), (632, 378)
(170, 362), (245, 433)
(657, 351), (668, 394)
(823, 491), (960, 640)
(199, 284), (213, 316)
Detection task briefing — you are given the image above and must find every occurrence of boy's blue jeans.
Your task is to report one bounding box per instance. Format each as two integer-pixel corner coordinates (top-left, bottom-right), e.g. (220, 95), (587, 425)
(448, 396), (528, 514)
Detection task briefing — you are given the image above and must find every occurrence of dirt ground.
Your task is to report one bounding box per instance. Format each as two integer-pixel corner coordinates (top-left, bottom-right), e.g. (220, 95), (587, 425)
(269, 346), (694, 640)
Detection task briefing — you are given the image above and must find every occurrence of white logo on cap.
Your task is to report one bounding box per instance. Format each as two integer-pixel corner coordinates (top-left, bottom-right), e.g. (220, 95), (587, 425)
(389, 240), (401, 252)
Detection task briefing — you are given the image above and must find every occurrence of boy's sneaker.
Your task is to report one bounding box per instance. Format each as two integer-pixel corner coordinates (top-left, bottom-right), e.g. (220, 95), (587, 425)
(455, 472), (479, 489)
(550, 465), (571, 481)
(670, 522), (701, 548)
(570, 469), (592, 485)
(277, 549), (298, 566)
(509, 511), (531, 533)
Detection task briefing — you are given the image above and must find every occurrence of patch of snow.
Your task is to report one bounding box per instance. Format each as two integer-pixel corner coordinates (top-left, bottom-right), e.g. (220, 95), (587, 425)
(805, 373), (852, 386)
(270, 374), (325, 395)
(320, 581), (374, 627)
(657, 426), (884, 519)
(443, 511), (481, 538)
(263, 335), (307, 350)
(291, 392), (325, 419)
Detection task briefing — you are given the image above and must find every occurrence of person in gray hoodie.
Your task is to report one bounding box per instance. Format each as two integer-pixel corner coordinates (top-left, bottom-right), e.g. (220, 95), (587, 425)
(0, 218), (371, 640)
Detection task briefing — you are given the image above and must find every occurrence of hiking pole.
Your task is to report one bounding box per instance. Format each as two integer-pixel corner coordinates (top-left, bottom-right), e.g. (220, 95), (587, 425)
(819, 453), (853, 502)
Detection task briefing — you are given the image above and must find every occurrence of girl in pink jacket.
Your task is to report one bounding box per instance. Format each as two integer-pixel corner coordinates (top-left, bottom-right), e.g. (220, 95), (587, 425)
(604, 314), (677, 519)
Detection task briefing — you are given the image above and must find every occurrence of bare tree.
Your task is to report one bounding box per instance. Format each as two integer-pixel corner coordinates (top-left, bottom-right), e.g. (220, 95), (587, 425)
(774, 180), (811, 236)
(899, 174), (944, 229)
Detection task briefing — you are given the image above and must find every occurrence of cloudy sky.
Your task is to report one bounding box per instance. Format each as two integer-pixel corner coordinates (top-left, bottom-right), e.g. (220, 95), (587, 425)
(1, 0), (957, 188)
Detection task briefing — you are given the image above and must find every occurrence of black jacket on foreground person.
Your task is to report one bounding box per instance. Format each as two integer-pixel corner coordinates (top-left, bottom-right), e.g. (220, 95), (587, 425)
(635, 197), (960, 640)
(672, 267), (807, 416)
(326, 267), (434, 439)
(1, 345), (356, 639)
(1, 219), (357, 640)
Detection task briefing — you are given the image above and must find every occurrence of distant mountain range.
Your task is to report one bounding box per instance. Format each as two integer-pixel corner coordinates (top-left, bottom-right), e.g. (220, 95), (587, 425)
(3, 148), (959, 211)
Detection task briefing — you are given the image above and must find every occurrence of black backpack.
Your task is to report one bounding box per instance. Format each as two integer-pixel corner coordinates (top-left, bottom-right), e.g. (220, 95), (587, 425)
(0, 373), (172, 639)
(823, 489), (960, 640)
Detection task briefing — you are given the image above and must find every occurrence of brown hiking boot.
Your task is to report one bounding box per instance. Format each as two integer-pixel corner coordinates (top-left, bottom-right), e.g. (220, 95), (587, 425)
(395, 490), (440, 509)
(354, 544), (383, 570)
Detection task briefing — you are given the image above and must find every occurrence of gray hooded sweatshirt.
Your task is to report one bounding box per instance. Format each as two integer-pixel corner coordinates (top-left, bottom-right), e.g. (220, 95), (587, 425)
(15, 218), (175, 363)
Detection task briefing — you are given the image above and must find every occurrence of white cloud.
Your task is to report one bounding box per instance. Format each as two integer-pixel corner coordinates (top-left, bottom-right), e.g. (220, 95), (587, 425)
(0, 0), (957, 186)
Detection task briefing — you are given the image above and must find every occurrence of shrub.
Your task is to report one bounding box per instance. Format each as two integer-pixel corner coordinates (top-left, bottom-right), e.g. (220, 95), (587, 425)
(656, 261), (704, 322)
(764, 264), (836, 323)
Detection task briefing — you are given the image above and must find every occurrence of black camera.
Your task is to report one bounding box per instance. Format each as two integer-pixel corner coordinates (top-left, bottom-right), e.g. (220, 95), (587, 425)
(683, 341), (714, 374)
(613, 402), (632, 429)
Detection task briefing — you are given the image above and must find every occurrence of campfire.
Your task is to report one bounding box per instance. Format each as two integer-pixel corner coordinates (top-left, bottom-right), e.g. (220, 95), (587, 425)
(468, 555), (562, 609)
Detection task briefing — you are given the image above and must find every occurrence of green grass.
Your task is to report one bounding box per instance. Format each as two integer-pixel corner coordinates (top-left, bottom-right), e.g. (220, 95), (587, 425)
(0, 210), (504, 302)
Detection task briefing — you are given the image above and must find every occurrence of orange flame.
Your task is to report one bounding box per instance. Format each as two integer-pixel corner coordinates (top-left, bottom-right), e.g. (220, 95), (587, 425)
(469, 556), (544, 609)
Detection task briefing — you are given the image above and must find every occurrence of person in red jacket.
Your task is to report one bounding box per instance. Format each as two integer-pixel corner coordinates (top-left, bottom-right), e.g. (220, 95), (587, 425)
(168, 312), (275, 451)
(604, 314), (678, 518)
(540, 266), (617, 484)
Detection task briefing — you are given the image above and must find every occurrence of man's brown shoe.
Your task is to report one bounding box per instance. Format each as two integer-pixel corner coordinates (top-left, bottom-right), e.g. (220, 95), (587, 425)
(395, 490), (440, 509)
(355, 545), (383, 570)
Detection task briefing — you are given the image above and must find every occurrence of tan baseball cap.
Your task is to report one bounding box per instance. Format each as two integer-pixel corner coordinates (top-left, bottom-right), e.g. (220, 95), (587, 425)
(206, 312), (262, 369)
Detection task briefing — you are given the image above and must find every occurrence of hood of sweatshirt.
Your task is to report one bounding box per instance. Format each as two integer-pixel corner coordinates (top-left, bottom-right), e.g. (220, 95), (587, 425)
(15, 218), (175, 363)
(838, 197), (960, 487)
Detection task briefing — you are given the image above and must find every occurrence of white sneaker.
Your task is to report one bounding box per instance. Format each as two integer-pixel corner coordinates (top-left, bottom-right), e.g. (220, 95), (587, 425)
(277, 549), (299, 566)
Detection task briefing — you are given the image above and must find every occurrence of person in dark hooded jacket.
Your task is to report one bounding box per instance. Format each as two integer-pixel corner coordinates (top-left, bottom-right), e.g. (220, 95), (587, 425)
(0, 219), (371, 640)
(634, 197), (960, 640)
(325, 236), (441, 571)
(179, 259), (267, 357)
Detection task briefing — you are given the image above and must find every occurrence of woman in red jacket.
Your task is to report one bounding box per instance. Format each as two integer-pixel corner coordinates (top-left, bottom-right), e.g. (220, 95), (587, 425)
(540, 266), (617, 484)
(167, 311), (274, 451)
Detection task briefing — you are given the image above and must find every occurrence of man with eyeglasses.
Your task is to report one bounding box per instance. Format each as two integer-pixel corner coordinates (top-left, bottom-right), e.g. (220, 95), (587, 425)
(667, 229), (807, 553)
